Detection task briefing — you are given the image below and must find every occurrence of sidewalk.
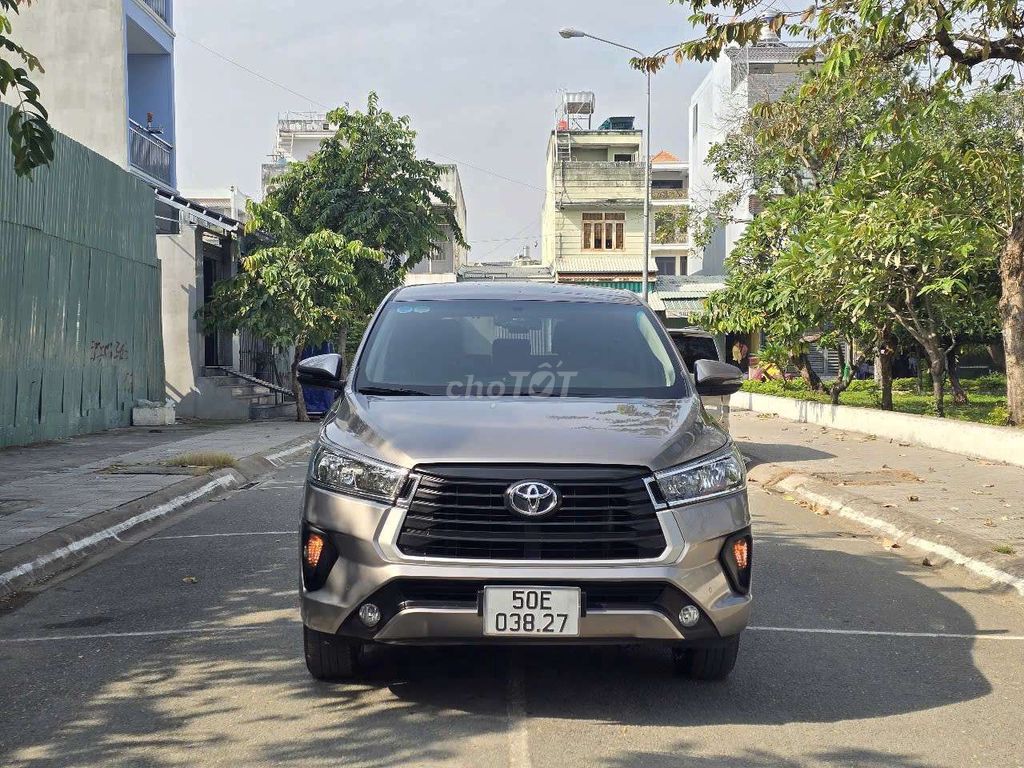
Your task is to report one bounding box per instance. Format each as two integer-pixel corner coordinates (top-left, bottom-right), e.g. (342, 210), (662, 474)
(734, 410), (1024, 595)
(0, 420), (317, 597)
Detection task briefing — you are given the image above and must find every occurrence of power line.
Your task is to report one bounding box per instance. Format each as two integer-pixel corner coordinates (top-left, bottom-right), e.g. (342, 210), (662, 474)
(179, 33), (546, 193)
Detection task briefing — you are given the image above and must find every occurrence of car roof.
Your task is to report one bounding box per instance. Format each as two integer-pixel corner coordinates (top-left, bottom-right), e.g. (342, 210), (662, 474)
(392, 282), (644, 305)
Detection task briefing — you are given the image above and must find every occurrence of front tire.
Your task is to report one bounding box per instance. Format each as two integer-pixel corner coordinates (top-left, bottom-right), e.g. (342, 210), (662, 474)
(672, 635), (740, 680)
(303, 625), (362, 680)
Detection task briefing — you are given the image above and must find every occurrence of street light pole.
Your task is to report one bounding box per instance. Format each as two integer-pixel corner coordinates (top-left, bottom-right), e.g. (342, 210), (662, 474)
(642, 67), (651, 303)
(559, 29), (675, 305)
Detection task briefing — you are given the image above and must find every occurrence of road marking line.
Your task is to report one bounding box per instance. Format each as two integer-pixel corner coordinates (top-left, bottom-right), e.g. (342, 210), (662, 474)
(506, 655), (532, 768)
(148, 531), (294, 541)
(0, 625), (276, 644)
(0, 476), (236, 590)
(266, 441), (314, 466)
(748, 625), (1024, 641)
(3, 624), (1023, 646)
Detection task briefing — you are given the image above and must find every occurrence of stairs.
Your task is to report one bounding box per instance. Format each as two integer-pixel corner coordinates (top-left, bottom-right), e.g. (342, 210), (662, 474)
(204, 367), (297, 421)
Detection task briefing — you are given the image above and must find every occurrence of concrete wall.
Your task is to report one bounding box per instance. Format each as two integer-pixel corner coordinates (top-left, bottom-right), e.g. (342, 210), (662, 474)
(158, 229), (246, 419)
(9, 0), (130, 168)
(732, 392), (1024, 470)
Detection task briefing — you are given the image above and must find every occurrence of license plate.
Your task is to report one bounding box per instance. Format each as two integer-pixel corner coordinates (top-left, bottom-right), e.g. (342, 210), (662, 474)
(482, 586), (581, 637)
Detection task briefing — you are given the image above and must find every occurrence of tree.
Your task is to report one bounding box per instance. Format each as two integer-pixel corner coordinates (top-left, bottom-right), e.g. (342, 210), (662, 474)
(0, 0), (52, 176)
(786, 121), (1006, 416)
(263, 92), (467, 362)
(654, 0), (1024, 423)
(199, 206), (384, 422)
(693, 66), (912, 398)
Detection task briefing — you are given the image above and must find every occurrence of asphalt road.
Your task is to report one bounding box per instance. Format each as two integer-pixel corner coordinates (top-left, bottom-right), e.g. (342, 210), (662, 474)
(1, 453), (1023, 768)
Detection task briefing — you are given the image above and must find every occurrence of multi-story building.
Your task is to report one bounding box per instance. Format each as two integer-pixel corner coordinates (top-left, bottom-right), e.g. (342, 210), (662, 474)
(541, 92), (655, 292)
(649, 150), (693, 277)
(688, 38), (814, 274)
(405, 165), (469, 276)
(13, 0), (177, 194)
(261, 113), (336, 194)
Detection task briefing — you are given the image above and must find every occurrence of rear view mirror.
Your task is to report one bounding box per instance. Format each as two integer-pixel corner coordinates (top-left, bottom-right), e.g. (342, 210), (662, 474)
(297, 353), (345, 391)
(694, 359), (743, 397)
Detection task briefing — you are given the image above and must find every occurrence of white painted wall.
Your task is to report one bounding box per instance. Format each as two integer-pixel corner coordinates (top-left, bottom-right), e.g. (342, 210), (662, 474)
(733, 392), (1024, 469)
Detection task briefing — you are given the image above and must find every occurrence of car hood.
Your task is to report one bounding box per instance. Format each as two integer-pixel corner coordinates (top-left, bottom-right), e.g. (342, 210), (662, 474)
(320, 395), (729, 472)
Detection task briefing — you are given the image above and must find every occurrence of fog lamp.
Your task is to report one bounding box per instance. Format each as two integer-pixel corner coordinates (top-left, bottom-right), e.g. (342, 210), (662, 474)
(304, 533), (326, 568)
(678, 605), (700, 628)
(733, 538), (750, 570)
(358, 603), (382, 628)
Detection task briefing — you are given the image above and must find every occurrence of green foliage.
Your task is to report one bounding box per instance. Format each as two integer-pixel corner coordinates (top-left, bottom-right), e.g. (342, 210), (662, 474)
(199, 209), (384, 357)
(654, 206), (690, 245)
(658, 0), (1024, 88)
(265, 92), (466, 273)
(741, 379), (1010, 425)
(0, 0), (53, 176)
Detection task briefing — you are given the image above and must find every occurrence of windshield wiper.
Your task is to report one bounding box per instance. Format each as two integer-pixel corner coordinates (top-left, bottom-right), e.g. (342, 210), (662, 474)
(358, 386), (431, 397)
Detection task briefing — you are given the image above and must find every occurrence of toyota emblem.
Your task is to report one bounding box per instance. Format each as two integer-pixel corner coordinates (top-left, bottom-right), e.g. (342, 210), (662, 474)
(504, 480), (561, 518)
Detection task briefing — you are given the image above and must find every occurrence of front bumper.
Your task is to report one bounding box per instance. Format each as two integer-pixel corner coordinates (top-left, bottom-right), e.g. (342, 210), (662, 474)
(300, 483), (752, 645)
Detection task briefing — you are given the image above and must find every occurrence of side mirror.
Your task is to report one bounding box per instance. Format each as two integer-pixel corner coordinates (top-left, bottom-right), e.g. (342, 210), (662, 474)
(297, 353), (345, 391)
(694, 359), (743, 397)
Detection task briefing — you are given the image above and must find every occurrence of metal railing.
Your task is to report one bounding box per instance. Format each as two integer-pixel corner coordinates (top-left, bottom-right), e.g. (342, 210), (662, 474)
(139, 0), (170, 23)
(128, 120), (173, 186)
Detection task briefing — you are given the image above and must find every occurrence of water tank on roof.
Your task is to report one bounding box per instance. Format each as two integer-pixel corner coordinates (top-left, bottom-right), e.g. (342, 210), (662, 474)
(563, 91), (596, 116)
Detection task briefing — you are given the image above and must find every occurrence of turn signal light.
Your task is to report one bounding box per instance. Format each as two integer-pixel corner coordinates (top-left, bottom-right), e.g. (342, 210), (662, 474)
(733, 538), (750, 571)
(304, 533), (326, 568)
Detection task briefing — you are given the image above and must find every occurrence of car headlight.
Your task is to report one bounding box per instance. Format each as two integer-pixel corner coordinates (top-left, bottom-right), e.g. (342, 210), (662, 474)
(309, 443), (410, 504)
(651, 446), (746, 507)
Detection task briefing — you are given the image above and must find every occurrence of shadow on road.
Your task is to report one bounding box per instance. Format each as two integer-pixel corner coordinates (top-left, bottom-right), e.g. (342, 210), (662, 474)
(0, 478), (997, 768)
(738, 439), (836, 468)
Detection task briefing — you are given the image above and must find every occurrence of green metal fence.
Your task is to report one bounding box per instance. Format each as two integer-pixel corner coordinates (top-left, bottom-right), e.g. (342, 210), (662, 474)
(0, 105), (165, 448)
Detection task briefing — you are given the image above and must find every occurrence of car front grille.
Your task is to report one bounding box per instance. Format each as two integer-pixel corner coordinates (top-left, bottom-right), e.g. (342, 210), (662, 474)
(396, 464), (666, 561)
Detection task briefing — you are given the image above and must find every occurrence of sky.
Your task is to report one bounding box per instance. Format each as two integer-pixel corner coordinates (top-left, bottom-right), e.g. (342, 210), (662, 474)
(174, 0), (710, 262)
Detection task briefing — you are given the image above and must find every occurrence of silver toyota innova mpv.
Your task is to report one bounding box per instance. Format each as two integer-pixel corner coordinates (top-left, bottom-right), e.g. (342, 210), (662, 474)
(297, 282), (750, 681)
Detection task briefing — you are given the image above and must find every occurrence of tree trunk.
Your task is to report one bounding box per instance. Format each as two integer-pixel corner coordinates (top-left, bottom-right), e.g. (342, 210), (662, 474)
(337, 323), (350, 378)
(796, 353), (823, 391)
(291, 345), (309, 423)
(986, 339), (1006, 374)
(947, 345), (968, 405)
(877, 351), (894, 411)
(928, 354), (947, 418)
(999, 214), (1024, 426)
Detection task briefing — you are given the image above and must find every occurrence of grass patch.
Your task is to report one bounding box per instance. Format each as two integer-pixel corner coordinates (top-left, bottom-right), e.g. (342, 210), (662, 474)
(741, 379), (1010, 426)
(993, 544), (1016, 556)
(164, 451), (238, 469)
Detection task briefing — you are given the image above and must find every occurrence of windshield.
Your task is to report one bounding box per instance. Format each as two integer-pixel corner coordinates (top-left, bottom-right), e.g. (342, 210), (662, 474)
(355, 299), (688, 398)
(672, 334), (720, 373)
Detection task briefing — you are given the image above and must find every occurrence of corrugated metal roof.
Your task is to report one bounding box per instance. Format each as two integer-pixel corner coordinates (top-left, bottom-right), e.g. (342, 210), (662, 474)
(555, 255), (659, 274)
(653, 275), (724, 298)
(664, 299), (707, 318)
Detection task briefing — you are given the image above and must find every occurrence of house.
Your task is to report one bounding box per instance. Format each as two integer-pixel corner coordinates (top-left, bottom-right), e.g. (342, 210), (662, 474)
(261, 113), (336, 195)
(687, 38), (827, 373)
(405, 164), (469, 277)
(13, 2), (293, 420)
(649, 151), (693, 277)
(13, 0), (179, 230)
(541, 92), (656, 291)
(689, 38), (815, 274)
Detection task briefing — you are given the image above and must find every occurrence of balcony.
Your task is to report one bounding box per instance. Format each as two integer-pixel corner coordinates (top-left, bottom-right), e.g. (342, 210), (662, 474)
(139, 0), (170, 24)
(554, 161), (646, 207)
(129, 120), (173, 187)
(652, 187), (688, 201)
